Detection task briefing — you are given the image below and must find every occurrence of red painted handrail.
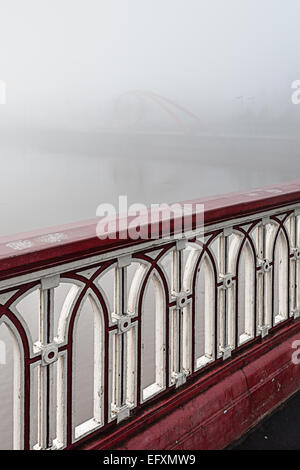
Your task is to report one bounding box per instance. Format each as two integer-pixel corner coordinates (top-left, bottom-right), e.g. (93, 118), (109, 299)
(0, 180), (300, 281)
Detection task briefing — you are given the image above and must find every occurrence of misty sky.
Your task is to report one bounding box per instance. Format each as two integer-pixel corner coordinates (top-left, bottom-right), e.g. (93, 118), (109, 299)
(0, 0), (299, 130)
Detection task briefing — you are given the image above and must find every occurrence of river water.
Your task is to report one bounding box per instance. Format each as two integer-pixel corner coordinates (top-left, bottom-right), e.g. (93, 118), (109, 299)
(0, 130), (299, 448)
(1, 131), (299, 236)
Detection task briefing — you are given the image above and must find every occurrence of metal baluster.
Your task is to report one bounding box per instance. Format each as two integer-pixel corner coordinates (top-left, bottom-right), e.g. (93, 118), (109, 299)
(171, 239), (188, 387)
(112, 255), (132, 422)
(257, 218), (271, 337)
(219, 228), (233, 359)
(35, 275), (60, 449)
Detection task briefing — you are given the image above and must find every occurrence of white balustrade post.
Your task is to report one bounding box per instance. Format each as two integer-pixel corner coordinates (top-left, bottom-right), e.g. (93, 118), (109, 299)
(171, 238), (189, 387)
(111, 255), (133, 423)
(257, 218), (271, 337)
(35, 274), (60, 450)
(218, 228), (233, 359)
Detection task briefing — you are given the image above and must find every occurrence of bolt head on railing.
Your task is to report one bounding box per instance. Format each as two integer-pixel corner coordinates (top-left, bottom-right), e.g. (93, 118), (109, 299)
(172, 292), (189, 309)
(220, 274), (234, 289)
(292, 248), (300, 260)
(115, 315), (132, 334)
(34, 342), (59, 366)
(258, 258), (272, 273)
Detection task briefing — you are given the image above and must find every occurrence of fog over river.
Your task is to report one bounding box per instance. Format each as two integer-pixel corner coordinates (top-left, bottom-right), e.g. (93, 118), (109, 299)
(0, 130), (300, 237)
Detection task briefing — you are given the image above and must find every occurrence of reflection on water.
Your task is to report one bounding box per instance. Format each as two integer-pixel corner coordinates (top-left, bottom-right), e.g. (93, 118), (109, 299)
(0, 131), (299, 448)
(0, 131), (299, 237)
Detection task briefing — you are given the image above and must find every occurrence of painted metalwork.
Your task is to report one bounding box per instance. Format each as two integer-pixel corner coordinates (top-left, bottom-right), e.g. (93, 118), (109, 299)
(0, 182), (300, 449)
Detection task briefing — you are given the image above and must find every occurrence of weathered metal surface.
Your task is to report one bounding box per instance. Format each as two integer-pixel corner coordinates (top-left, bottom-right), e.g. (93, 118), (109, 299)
(80, 320), (300, 450)
(1, 180), (300, 449)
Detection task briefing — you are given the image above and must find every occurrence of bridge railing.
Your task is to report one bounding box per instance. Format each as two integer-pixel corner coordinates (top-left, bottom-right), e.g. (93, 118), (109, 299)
(1, 181), (300, 449)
